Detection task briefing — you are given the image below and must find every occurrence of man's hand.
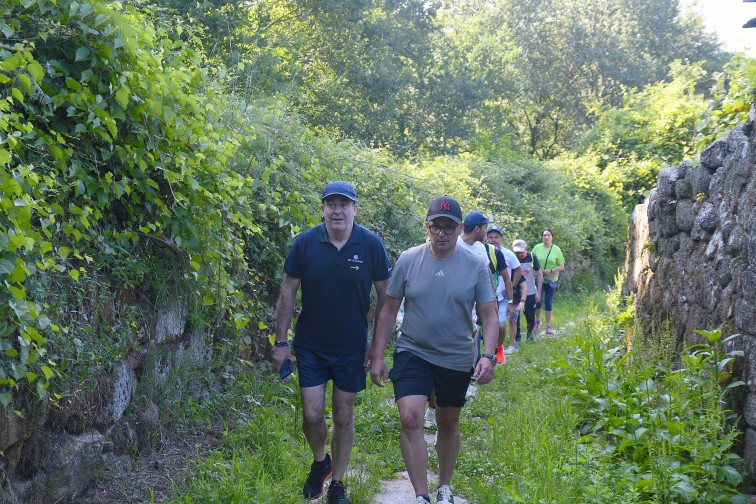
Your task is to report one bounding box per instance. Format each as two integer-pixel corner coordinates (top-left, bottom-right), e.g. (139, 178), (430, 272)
(273, 345), (293, 373)
(473, 357), (495, 385)
(364, 348), (388, 386)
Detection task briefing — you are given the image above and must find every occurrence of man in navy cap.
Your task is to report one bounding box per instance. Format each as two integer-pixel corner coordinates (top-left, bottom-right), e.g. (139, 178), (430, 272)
(273, 181), (392, 504)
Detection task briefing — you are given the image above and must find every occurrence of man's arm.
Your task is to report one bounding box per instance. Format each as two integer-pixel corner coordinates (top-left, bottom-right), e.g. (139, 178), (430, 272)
(372, 279), (390, 337)
(517, 281), (528, 311)
(273, 274), (300, 372)
(535, 257), (544, 303)
(365, 295), (402, 386)
(511, 265), (522, 287)
(474, 300), (498, 385)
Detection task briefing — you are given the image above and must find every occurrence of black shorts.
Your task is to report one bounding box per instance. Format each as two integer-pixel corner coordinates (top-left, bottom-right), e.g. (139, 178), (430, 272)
(388, 350), (473, 408)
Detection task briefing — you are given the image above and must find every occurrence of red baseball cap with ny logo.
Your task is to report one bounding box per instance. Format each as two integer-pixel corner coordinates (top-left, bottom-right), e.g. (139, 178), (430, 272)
(427, 196), (462, 224)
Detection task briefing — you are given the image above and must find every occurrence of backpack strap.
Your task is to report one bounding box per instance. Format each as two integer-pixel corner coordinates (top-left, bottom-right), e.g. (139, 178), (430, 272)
(486, 244), (498, 271)
(486, 244), (499, 292)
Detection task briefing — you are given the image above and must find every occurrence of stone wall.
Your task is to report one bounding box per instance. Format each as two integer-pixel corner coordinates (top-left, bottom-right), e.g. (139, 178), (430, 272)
(0, 291), (212, 504)
(625, 107), (756, 488)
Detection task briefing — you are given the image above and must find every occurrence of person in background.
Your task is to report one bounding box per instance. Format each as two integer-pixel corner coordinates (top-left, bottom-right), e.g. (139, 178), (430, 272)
(512, 239), (542, 343)
(273, 181), (392, 504)
(531, 228), (565, 335)
(502, 264), (527, 354)
(365, 195), (498, 504)
(486, 225), (521, 359)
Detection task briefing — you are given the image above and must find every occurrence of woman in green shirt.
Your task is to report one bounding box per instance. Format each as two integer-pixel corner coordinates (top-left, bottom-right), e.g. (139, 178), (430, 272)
(531, 229), (565, 335)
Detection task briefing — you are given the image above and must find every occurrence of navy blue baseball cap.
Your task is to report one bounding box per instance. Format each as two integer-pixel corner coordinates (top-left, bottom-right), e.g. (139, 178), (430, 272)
(487, 224), (503, 235)
(321, 181), (357, 202)
(464, 211), (495, 228)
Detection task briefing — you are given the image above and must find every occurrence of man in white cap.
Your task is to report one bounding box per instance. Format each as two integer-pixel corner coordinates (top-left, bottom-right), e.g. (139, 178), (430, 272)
(512, 239), (543, 343)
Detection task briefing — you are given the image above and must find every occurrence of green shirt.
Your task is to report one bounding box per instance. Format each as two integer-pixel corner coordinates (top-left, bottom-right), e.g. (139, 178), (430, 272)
(531, 243), (565, 284)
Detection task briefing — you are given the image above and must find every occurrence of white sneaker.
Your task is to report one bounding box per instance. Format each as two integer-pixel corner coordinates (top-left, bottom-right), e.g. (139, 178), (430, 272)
(424, 407), (436, 429)
(415, 496), (431, 504)
(503, 346), (517, 354)
(436, 485), (454, 504)
(465, 385), (477, 398)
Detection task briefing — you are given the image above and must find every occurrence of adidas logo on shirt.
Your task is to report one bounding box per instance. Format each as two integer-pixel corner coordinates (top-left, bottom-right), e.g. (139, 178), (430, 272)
(435, 269), (445, 278)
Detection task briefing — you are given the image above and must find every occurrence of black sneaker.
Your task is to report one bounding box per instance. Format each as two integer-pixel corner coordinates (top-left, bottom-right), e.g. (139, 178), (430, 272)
(302, 453), (332, 499)
(327, 480), (351, 504)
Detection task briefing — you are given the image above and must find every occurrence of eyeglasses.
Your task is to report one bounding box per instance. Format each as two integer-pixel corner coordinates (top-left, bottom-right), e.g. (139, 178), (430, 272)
(428, 223), (458, 235)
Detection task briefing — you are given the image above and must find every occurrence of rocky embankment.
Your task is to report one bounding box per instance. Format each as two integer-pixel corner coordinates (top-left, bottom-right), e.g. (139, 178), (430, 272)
(625, 106), (756, 489)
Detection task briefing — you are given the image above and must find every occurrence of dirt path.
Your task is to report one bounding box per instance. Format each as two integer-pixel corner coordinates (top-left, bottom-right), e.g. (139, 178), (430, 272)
(370, 431), (469, 504)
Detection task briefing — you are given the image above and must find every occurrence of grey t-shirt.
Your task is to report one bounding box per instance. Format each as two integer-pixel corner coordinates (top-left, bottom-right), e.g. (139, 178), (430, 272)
(386, 242), (496, 372)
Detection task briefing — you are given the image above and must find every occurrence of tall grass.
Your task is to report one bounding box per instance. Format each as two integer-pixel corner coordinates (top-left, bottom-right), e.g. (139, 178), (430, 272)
(149, 290), (745, 503)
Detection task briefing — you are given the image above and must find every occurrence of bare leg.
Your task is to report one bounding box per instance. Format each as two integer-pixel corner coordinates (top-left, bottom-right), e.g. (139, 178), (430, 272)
(545, 310), (553, 328)
(497, 323), (507, 347)
(397, 395), (429, 496)
(508, 318), (518, 347)
(435, 405), (462, 486)
(331, 386), (358, 480)
(301, 385), (328, 461)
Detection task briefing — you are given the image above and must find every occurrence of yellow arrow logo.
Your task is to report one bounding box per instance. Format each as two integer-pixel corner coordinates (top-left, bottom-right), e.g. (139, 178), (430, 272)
(350, 265), (359, 271)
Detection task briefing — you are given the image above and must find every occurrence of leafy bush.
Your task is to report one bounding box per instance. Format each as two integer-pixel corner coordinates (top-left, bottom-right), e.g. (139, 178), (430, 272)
(695, 54), (756, 151)
(552, 328), (745, 503)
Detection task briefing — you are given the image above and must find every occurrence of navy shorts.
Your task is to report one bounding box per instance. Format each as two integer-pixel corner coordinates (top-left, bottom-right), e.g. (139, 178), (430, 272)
(388, 351), (473, 408)
(295, 347), (367, 393)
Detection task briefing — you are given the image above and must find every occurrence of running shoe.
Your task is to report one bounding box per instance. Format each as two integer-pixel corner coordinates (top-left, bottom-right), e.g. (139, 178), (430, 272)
(424, 407), (436, 429)
(514, 340), (521, 349)
(436, 485), (455, 504)
(503, 346), (517, 354)
(526, 330), (534, 342)
(326, 480), (351, 504)
(534, 319), (541, 331)
(415, 496), (431, 504)
(545, 325), (554, 335)
(495, 346), (505, 364)
(303, 453), (332, 499)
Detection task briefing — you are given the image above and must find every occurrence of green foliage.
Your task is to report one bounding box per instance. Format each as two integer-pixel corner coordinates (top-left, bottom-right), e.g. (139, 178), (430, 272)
(0, 0), (312, 400)
(573, 61), (707, 210)
(695, 54), (756, 152)
(552, 328), (745, 503)
(146, 0), (727, 159)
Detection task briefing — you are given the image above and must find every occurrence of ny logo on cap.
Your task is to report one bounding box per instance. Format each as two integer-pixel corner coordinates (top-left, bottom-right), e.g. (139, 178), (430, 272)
(441, 201), (450, 211)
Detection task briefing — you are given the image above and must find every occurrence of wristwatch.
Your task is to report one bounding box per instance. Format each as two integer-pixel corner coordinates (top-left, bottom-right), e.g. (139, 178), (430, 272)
(482, 353), (496, 362)
(274, 341), (290, 347)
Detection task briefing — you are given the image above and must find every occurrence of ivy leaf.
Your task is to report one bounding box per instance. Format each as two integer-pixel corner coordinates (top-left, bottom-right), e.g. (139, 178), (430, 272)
(69, 269), (80, 281)
(41, 366), (54, 381)
(0, 393), (11, 408)
(75, 47), (91, 62)
(0, 259), (12, 275)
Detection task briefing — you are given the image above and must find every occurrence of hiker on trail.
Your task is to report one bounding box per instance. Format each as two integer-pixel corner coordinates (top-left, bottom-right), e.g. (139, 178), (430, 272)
(502, 262), (527, 355)
(486, 225), (522, 360)
(512, 239), (543, 344)
(424, 210), (504, 428)
(272, 181), (392, 504)
(364, 196), (499, 504)
(531, 228), (565, 335)
(458, 211), (506, 381)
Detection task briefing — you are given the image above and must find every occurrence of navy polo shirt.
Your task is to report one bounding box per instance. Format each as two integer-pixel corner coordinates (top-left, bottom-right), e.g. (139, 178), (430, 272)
(284, 223), (392, 355)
